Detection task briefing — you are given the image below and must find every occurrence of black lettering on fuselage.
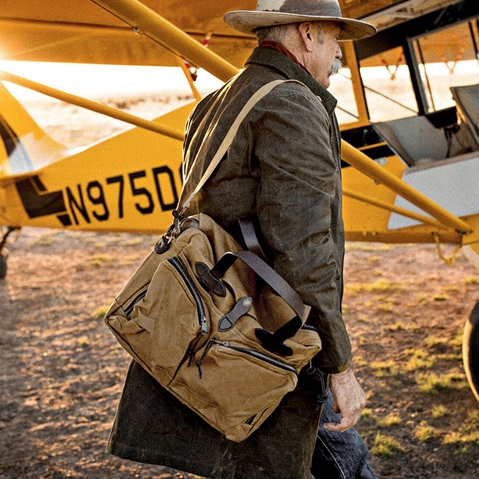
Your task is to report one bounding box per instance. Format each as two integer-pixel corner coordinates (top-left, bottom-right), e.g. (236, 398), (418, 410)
(153, 166), (179, 210)
(64, 166), (180, 226)
(66, 185), (91, 225)
(87, 181), (109, 221)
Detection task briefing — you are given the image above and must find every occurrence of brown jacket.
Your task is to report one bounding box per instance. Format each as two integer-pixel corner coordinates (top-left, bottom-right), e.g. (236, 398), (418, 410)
(181, 46), (351, 373)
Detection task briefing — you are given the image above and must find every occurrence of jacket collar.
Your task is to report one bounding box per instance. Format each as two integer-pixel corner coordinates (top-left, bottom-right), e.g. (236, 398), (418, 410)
(245, 46), (338, 115)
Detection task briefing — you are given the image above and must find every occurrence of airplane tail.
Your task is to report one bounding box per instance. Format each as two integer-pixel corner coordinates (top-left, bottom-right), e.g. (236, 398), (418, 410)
(0, 81), (65, 179)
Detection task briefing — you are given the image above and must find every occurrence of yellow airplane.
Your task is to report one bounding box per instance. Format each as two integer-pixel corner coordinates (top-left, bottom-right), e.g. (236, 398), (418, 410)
(1, 0), (479, 399)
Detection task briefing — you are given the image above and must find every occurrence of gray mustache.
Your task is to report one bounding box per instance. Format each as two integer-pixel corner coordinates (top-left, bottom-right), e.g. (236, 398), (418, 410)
(330, 58), (343, 76)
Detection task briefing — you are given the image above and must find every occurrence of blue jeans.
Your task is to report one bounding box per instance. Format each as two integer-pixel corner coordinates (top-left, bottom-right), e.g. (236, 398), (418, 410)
(311, 391), (376, 479)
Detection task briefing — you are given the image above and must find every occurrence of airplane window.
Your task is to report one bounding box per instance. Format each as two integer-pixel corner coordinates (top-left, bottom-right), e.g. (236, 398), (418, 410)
(359, 47), (419, 122)
(414, 21), (479, 114)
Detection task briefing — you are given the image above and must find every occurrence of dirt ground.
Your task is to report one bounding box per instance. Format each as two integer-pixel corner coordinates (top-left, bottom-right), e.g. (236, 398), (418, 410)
(1, 227), (479, 479)
(2, 93), (479, 478)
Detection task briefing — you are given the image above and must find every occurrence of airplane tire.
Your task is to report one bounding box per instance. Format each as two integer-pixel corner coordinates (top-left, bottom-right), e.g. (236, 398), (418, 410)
(463, 299), (479, 403)
(0, 254), (6, 279)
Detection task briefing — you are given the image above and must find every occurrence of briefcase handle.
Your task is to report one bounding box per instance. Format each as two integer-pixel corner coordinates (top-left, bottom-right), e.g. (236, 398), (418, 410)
(211, 250), (311, 356)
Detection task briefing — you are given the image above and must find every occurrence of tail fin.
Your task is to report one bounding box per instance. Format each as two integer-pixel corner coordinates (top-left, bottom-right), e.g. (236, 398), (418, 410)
(0, 81), (65, 177)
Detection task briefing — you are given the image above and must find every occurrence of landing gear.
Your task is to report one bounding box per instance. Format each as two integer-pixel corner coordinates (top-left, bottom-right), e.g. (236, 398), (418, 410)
(463, 299), (479, 403)
(0, 227), (18, 279)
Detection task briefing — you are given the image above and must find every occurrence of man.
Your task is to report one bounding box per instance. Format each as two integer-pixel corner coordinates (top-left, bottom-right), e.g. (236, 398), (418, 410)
(108, 1), (376, 478)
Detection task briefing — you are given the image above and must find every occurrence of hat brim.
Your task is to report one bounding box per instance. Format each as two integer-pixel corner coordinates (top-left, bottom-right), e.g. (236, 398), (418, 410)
(224, 11), (376, 41)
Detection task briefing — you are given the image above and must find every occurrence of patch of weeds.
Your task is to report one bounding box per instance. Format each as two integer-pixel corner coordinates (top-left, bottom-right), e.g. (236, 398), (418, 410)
(415, 421), (435, 443)
(409, 322), (419, 331)
(425, 335), (442, 347)
(432, 294), (449, 301)
(361, 408), (377, 422)
(371, 432), (405, 457)
(431, 404), (449, 418)
(466, 409), (479, 428)
(346, 243), (393, 252)
(346, 279), (403, 295)
(370, 360), (400, 378)
(417, 294), (428, 306)
(104, 235), (124, 243)
(88, 253), (115, 266)
(368, 279), (402, 293)
(436, 353), (462, 361)
(357, 315), (369, 323)
(464, 276), (479, 285)
(378, 413), (402, 427)
(444, 285), (459, 292)
(453, 444), (473, 454)
(77, 336), (90, 348)
(380, 296), (397, 307)
(346, 284), (364, 295)
(121, 237), (144, 246)
(354, 355), (368, 367)
(118, 254), (143, 266)
(416, 371), (469, 394)
(385, 321), (405, 331)
(449, 330), (464, 348)
(92, 305), (110, 320)
(65, 231), (82, 239)
(356, 337), (366, 347)
(33, 233), (60, 246)
(78, 235), (102, 244)
(404, 350), (435, 372)
(443, 409), (479, 446)
(377, 304), (394, 313)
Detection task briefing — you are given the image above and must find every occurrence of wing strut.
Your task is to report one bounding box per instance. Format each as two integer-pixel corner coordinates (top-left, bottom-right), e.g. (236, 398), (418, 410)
(0, 70), (185, 141)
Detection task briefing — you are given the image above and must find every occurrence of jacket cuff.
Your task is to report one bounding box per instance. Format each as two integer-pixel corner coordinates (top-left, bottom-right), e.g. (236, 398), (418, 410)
(319, 357), (351, 375)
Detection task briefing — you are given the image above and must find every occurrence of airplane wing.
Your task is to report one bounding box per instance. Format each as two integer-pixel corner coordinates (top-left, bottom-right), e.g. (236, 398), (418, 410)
(2, 0), (457, 70)
(1, 0), (257, 68)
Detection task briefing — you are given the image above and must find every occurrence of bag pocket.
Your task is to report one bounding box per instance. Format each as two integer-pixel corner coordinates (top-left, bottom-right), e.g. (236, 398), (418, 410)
(113, 256), (211, 383)
(168, 337), (298, 442)
(283, 325), (322, 371)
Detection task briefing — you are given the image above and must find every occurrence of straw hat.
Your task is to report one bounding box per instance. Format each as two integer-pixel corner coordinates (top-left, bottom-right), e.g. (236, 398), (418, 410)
(224, 0), (376, 41)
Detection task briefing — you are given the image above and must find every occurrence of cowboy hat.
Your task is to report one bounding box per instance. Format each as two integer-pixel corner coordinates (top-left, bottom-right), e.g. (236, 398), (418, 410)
(224, 0), (376, 41)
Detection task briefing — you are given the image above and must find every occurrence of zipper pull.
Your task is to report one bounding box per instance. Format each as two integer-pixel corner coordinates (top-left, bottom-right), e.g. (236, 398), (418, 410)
(200, 315), (208, 335)
(196, 339), (214, 379)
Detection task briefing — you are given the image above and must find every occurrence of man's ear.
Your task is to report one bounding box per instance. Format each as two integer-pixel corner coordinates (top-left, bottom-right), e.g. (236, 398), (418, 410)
(297, 22), (315, 52)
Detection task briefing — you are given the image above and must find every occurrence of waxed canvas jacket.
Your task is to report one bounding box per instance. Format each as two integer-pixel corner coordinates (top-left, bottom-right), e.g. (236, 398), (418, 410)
(108, 46), (351, 479)
(181, 46), (351, 374)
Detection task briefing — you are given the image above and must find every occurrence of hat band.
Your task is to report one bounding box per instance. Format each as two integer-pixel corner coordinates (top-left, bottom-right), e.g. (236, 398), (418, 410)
(257, 0), (342, 17)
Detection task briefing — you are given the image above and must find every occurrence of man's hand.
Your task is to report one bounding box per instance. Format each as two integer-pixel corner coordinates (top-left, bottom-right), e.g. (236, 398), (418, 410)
(322, 366), (366, 432)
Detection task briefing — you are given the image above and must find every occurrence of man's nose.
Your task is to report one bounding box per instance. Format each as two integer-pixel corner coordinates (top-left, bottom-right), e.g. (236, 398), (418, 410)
(336, 45), (343, 59)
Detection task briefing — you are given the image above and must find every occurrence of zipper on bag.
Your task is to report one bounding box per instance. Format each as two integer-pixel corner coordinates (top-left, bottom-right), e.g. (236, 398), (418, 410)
(124, 288), (147, 317)
(168, 257), (208, 335)
(210, 339), (298, 375)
